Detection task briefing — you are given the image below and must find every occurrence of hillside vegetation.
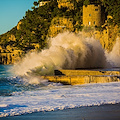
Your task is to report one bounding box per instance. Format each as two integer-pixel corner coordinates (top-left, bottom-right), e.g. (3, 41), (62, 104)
(0, 0), (120, 64)
(0, 0), (83, 52)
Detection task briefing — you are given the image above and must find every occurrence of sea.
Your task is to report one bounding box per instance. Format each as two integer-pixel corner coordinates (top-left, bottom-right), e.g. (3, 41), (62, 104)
(0, 32), (120, 118)
(0, 65), (120, 117)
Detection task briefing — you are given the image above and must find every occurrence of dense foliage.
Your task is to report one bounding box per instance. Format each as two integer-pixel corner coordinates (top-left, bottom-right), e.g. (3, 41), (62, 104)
(16, 0), (59, 50)
(0, 0), (84, 51)
(102, 0), (120, 26)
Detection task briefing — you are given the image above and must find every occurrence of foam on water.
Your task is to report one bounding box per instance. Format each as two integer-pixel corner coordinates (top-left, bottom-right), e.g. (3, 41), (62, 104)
(0, 82), (120, 117)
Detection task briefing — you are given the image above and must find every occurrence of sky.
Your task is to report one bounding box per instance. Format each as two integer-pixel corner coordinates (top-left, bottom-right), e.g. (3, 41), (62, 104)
(0, 0), (36, 35)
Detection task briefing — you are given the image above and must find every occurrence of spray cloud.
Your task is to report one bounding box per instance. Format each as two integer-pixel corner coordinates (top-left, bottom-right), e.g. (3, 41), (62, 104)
(13, 32), (109, 77)
(106, 37), (120, 67)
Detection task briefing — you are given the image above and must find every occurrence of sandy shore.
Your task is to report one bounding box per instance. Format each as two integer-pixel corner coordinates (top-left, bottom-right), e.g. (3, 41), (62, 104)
(1, 103), (120, 120)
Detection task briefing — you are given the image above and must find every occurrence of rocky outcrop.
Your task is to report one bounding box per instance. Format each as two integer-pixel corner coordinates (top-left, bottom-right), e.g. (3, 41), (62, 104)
(82, 25), (119, 52)
(17, 21), (22, 30)
(0, 46), (24, 64)
(48, 17), (74, 37)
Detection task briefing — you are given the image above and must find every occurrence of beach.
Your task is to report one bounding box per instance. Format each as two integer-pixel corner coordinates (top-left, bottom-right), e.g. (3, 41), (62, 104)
(1, 103), (120, 120)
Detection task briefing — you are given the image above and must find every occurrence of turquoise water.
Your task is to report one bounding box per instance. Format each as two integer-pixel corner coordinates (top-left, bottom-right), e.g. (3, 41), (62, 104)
(0, 65), (12, 78)
(0, 65), (14, 96)
(0, 65), (42, 96)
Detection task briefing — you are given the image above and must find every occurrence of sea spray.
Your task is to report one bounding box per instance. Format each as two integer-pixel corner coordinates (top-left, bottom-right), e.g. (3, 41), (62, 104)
(106, 37), (120, 67)
(13, 32), (107, 78)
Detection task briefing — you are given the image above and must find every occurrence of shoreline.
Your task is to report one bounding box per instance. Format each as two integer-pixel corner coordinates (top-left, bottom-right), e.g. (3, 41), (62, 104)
(1, 103), (120, 120)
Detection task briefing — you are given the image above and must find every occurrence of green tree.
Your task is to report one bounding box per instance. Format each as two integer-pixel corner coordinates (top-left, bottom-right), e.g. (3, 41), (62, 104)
(84, 0), (90, 5)
(103, 0), (120, 26)
(0, 0), (86, 52)
(33, 1), (39, 6)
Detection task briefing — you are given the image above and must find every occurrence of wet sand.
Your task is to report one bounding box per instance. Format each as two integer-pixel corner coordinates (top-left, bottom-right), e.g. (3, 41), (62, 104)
(1, 103), (120, 120)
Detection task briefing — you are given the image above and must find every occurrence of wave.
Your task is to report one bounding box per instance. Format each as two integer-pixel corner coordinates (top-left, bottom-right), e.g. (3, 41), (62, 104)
(12, 32), (110, 78)
(1, 32), (120, 117)
(0, 82), (120, 117)
(11, 32), (120, 84)
(0, 75), (63, 96)
(106, 37), (120, 67)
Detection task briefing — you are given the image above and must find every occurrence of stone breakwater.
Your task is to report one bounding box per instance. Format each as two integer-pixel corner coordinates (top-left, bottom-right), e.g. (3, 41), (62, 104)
(43, 70), (120, 85)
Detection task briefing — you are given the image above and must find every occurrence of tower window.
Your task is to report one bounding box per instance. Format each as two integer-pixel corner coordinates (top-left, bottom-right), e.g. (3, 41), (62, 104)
(94, 21), (95, 25)
(89, 14), (91, 16)
(95, 9), (98, 11)
(88, 22), (91, 25)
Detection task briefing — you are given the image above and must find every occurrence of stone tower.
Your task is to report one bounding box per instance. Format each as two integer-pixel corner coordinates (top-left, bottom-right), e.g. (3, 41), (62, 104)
(83, 4), (102, 27)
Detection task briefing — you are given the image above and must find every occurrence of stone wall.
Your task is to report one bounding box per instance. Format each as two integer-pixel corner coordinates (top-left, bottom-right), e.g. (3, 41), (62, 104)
(43, 69), (120, 85)
(83, 5), (102, 27)
(44, 75), (119, 85)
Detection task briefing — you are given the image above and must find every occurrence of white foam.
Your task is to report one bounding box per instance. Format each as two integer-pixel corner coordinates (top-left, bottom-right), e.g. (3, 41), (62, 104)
(0, 104), (8, 108)
(106, 37), (120, 67)
(0, 82), (120, 117)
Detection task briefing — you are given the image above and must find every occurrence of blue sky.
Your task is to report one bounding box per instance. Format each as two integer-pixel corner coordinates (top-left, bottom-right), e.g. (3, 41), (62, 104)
(0, 0), (36, 35)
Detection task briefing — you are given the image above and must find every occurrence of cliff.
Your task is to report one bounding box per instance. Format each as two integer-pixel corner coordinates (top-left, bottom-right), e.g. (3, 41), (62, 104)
(83, 25), (118, 52)
(0, 0), (120, 64)
(0, 46), (24, 64)
(48, 17), (74, 37)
